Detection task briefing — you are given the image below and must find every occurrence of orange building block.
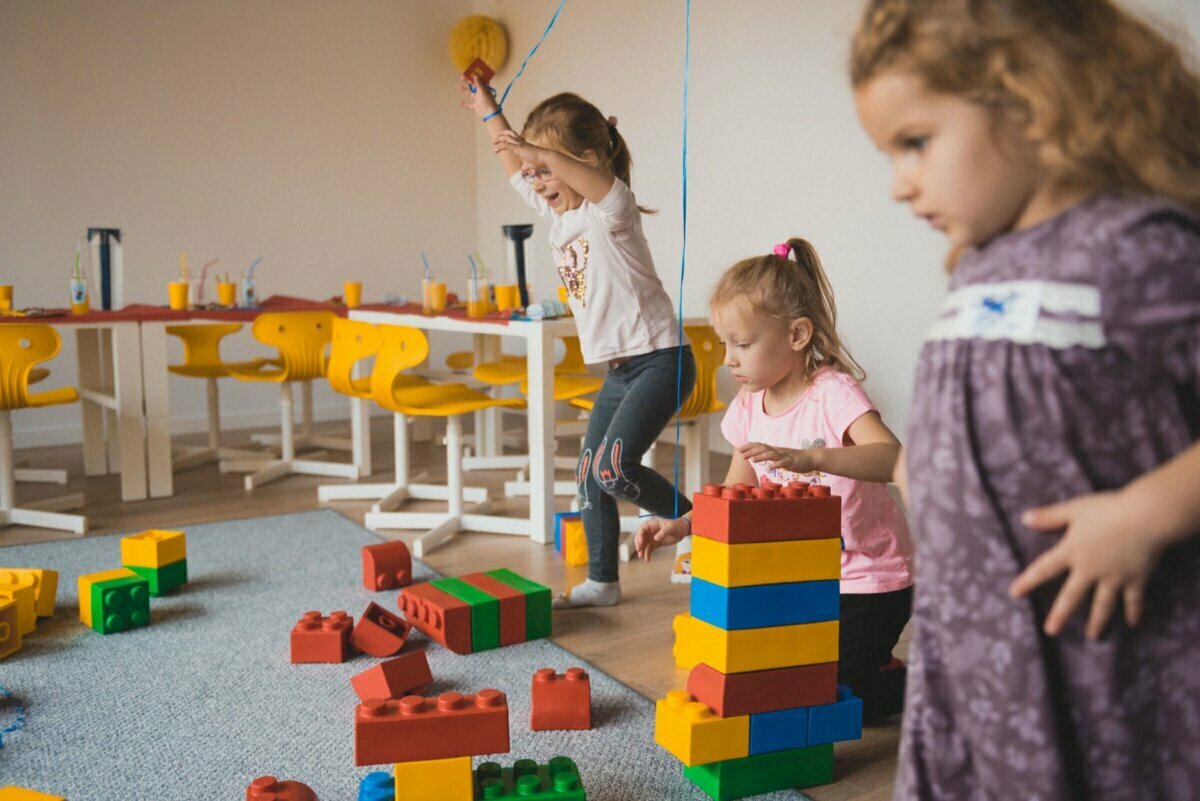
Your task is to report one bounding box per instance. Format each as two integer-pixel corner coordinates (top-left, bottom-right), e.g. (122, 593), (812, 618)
(460, 572), (526, 646)
(362, 540), (412, 591)
(0, 788), (66, 801)
(290, 611), (352, 664)
(350, 602), (411, 657)
(530, 667), (592, 731)
(687, 662), (839, 717)
(397, 583), (472, 655)
(691, 483), (842, 544)
(0, 599), (20, 660)
(351, 651), (433, 702)
(245, 776), (318, 800)
(354, 689), (510, 766)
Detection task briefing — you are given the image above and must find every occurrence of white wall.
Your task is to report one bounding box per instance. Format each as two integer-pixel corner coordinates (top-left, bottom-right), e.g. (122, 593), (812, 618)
(1, 0), (475, 447)
(471, 0), (1200, 451)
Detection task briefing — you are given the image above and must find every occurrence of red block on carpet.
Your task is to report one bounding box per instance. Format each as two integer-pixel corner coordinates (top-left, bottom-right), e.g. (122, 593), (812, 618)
(354, 689), (510, 766)
(350, 602), (412, 657)
(687, 661), (839, 717)
(351, 651), (433, 702)
(290, 611), (352, 664)
(530, 667), (592, 731)
(398, 583), (472, 655)
(362, 540), (412, 591)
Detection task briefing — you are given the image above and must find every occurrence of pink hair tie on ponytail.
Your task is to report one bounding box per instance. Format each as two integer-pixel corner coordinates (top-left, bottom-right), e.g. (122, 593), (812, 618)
(773, 243), (791, 258)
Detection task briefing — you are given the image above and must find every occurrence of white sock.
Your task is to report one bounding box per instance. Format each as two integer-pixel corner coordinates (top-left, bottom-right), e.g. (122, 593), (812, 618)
(552, 578), (622, 609)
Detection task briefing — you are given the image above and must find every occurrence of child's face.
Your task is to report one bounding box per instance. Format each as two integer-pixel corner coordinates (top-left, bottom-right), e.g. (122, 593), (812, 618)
(854, 70), (1050, 249)
(524, 135), (585, 213)
(712, 300), (810, 393)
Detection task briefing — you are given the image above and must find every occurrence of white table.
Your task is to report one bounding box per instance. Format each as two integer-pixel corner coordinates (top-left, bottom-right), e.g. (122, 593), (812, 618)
(351, 308), (577, 545)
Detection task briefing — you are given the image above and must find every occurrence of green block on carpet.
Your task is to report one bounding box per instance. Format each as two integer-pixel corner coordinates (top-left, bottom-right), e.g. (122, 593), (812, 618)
(683, 743), (834, 800)
(90, 574), (151, 635)
(485, 568), (551, 640)
(126, 559), (188, 596)
(475, 756), (585, 800)
(432, 577), (500, 652)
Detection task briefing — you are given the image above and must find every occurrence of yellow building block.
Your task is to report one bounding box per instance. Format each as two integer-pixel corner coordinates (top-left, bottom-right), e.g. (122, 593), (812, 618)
(393, 755), (472, 801)
(0, 572), (38, 636)
(655, 690), (749, 766)
(561, 518), (588, 566)
(0, 569), (58, 618)
(120, 529), (187, 568)
(673, 613), (839, 673)
(78, 568), (137, 628)
(0, 787), (66, 801)
(692, 535), (841, 587)
(0, 599), (21, 660)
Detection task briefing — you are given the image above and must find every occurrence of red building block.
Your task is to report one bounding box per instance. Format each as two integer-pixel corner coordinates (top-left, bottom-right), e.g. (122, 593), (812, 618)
(246, 776), (318, 800)
(530, 667), (592, 731)
(691, 483), (842, 544)
(354, 689), (510, 766)
(687, 661), (839, 717)
(351, 651), (433, 702)
(463, 56), (495, 87)
(362, 540), (412, 592)
(350, 602), (412, 657)
(460, 572), (526, 646)
(397, 583), (472, 655)
(290, 611), (352, 664)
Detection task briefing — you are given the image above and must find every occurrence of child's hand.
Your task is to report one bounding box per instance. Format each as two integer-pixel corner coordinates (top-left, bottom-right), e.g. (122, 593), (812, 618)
(492, 130), (551, 168)
(634, 517), (691, 561)
(458, 77), (498, 118)
(1010, 490), (1175, 639)
(738, 442), (816, 474)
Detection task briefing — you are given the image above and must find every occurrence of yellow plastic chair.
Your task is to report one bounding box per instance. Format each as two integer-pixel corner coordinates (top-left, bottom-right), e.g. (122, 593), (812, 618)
(363, 325), (527, 558)
(0, 324), (87, 534)
(219, 311), (360, 490)
(472, 335), (591, 385)
(13, 367), (71, 485)
(166, 323), (273, 471)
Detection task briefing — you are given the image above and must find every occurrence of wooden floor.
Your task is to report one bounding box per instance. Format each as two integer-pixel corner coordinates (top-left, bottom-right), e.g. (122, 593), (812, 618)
(3, 417), (904, 800)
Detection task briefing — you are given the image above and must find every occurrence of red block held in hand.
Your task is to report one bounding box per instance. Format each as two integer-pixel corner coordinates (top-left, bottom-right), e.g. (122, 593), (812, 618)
(290, 611), (352, 664)
(530, 667), (592, 731)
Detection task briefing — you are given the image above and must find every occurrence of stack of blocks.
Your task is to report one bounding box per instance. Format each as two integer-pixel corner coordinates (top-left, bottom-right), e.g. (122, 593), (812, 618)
(553, 512), (588, 566)
(656, 481), (863, 800)
(397, 569), (550, 655)
(0, 568), (58, 659)
(120, 529), (188, 596)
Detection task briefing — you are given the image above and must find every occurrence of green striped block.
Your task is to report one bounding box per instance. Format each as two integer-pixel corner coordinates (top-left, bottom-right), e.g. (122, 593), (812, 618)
(432, 577), (500, 652)
(485, 568), (551, 640)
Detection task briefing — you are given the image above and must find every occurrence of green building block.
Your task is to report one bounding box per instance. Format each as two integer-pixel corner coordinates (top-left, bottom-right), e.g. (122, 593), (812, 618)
(475, 756), (585, 800)
(431, 577), (500, 652)
(90, 574), (151, 635)
(683, 743), (834, 800)
(126, 558), (188, 596)
(485, 568), (551, 640)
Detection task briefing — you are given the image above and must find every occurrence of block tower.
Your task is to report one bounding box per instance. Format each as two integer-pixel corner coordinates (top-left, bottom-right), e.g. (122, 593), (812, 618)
(656, 481), (863, 800)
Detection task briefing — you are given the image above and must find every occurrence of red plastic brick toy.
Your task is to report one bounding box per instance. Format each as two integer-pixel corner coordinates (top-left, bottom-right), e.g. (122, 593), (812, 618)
(350, 602), (412, 657)
(362, 540), (412, 591)
(530, 667), (592, 731)
(460, 572), (526, 646)
(351, 650), (433, 702)
(397, 583), (473, 655)
(463, 56), (495, 87)
(687, 661), (839, 717)
(245, 776), (318, 800)
(690, 482), (842, 544)
(354, 689), (510, 766)
(289, 611), (352, 664)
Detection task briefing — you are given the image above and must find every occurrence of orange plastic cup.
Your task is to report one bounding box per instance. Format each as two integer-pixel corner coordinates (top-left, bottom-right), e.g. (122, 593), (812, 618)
(431, 282), (448, 313)
(495, 284), (520, 311)
(343, 280), (362, 309)
(557, 285), (573, 316)
(168, 281), (190, 311)
(0, 285), (12, 312)
(217, 282), (237, 307)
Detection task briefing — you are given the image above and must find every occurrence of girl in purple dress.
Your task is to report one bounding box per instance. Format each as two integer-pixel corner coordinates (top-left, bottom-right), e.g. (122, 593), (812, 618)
(850, 1), (1200, 798)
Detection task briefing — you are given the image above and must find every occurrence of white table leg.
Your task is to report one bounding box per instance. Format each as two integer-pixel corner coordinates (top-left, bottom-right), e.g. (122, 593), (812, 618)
(112, 323), (148, 501)
(75, 328), (108, 476)
(526, 328), (555, 545)
(140, 321), (174, 498)
(351, 358), (372, 477)
(476, 335), (502, 458)
(102, 328), (122, 474)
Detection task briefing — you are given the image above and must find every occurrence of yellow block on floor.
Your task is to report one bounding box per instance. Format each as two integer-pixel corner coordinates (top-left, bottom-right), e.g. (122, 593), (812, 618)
(655, 690), (749, 766)
(673, 613), (839, 674)
(691, 535), (841, 587)
(120, 529), (187, 568)
(0, 571), (38, 635)
(0, 599), (21, 660)
(0, 787), (66, 801)
(561, 518), (588, 566)
(0, 569), (58, 618)
(77, 568), (137, 628)
(393, 755), (472, 801)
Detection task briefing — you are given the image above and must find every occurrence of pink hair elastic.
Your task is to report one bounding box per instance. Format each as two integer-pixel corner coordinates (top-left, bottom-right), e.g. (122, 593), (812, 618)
(773, 243), (791, 258)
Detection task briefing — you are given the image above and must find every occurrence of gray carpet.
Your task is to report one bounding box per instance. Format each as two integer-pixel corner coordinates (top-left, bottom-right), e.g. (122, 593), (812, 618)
(0, 510), (814, 800)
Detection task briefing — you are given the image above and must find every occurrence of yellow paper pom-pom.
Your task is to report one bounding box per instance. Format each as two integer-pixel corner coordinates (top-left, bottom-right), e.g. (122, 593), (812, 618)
(448, 15), (508, 74)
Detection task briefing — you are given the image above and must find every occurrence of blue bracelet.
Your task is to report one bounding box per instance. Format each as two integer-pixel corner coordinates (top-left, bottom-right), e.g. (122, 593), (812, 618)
(483, 108), (502, 122)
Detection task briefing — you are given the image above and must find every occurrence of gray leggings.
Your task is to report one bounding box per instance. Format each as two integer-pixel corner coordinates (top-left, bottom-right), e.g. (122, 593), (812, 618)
(577, 345), (696, 582)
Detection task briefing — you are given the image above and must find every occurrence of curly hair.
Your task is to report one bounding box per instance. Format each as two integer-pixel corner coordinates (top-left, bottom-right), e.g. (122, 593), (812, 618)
(710, 238), (866, 382)
(850, 0), (1200, 212)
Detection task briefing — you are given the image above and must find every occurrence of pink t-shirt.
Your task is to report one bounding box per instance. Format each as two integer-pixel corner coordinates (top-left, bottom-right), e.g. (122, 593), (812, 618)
(720, 368), (915, 594)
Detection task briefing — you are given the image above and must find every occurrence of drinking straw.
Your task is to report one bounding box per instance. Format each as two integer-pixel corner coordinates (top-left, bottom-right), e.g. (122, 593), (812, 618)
(420, 250), (431, 280)
(197, 258), (219, 303)
(247, 256), (263, 281)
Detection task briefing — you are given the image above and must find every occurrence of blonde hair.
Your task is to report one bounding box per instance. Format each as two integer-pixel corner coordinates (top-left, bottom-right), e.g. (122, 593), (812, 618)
(522, 93), (656, 214)
(710, 238), (865, 382)
(850, 0), (1200, 213)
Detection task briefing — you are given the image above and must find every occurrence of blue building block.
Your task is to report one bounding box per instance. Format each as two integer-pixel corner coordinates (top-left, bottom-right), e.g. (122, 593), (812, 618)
(690, 578), (840, 630)
(553, 512), (581, 553)
(808, 685), (863, 746)
(358, 771), (394, 801)
(749, 705), (809, 754)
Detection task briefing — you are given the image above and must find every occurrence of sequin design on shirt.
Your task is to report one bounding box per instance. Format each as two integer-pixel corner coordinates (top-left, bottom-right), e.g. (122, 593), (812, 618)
(557, 237), (590, 307)
(762, 437), (826, 486)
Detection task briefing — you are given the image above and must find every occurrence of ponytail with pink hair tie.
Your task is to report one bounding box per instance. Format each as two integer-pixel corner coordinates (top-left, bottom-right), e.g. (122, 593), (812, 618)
(773, 242), (791, 258)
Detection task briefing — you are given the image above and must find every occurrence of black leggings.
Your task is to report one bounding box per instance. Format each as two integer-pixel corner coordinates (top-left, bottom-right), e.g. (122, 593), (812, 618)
(839, 586), (914, 722)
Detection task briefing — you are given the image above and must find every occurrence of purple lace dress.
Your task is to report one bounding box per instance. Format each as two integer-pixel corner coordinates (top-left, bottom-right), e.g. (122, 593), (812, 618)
(898, 194), (1200, 800)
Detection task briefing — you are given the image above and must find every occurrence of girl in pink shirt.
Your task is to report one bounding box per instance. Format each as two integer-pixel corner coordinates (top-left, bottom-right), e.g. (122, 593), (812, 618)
(635, 237), (916, 721)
